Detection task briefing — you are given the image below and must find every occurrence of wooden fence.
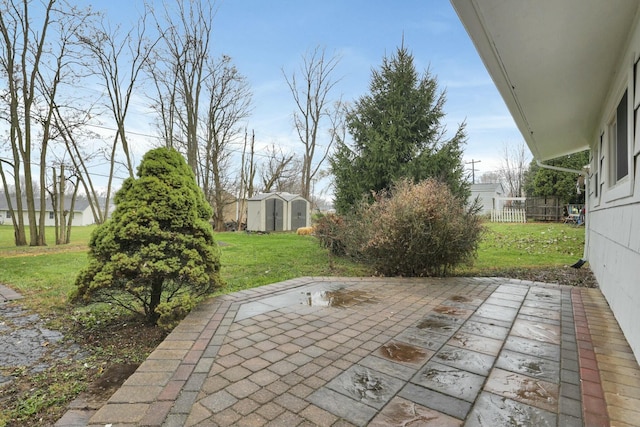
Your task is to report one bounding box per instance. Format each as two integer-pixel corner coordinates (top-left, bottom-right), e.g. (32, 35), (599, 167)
(525, 196), (563, 221)
(491, 208), (527, 223)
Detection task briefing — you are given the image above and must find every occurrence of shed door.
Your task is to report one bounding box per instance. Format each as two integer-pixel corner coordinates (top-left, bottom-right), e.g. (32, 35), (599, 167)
(265, 198), (283, 231)
(291, 200), (307, 230)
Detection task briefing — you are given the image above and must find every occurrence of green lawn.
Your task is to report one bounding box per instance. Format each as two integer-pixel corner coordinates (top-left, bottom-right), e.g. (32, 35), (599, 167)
(461, 222), (585, 274)
(0, 221), (586, 314)
(215, 232), (369, 294)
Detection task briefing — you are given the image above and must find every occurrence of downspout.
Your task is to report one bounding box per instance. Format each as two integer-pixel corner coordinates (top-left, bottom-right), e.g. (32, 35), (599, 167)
(535, 160), (588, 177)
(536, 160), (590, 267)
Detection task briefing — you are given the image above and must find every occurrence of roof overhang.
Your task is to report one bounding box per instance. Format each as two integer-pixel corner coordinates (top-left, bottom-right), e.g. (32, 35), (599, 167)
(451, 0), (640, 161)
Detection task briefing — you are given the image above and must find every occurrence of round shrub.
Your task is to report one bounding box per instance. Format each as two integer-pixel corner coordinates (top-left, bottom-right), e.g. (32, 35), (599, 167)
(71, 147), (223, 325)
(353, 178), (483, 276)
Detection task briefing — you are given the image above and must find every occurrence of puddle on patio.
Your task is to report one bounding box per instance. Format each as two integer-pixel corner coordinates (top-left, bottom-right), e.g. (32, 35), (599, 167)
(433, 305), (473, 317)
(378, 341), (429, 364)
(301, 288), (376, 308)
(416, 314), (461, 333)
(395, 328), (450, 351)
(444, 294), (484, 309)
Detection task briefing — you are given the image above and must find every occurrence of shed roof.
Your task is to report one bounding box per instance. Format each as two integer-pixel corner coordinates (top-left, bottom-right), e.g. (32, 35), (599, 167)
(247, 192), (306, 202)
(470, 183), (504, 194)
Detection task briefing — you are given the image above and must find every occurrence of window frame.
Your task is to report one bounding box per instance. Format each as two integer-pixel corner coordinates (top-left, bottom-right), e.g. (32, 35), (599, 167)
(610, 89), (629, 183)
(603, 72), (634, 203)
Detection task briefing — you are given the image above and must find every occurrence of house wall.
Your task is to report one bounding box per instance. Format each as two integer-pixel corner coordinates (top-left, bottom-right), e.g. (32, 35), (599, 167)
(2, 210), (90, 227)
(587, 15), (640, 361)
(471, 190), (497, 215)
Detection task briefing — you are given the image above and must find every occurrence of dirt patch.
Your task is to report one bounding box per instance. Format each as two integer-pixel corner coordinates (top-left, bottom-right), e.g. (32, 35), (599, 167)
(73, 363), (140, 409)
(476, 265), (598, 288)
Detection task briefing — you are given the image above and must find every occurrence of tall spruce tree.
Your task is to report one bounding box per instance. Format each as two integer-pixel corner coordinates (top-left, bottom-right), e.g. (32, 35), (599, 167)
(331, 45), (468, 214)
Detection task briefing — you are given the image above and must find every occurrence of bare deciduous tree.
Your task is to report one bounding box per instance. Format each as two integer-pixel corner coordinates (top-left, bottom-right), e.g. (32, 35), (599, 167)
(202, 56), (252, 231)
(283, 46), (342, 200)
(0, 0), (91, 245)
(236, 129), (257, 228)
(78, 7), (159, 221)
(259, 144), (300, 193)
(149, 0), (216, 176)
(48, 164), (80, 245)
(52, 104), (106, 225)
(148, 1), (253, 228)
(499, 141), (531, 197)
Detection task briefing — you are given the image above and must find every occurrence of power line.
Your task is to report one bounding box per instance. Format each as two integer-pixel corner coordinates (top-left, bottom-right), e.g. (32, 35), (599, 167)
(466, 159), (481, 184)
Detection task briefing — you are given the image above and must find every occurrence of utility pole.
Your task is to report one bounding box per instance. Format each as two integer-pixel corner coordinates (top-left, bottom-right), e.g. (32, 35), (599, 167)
(466, 159), (481, 184)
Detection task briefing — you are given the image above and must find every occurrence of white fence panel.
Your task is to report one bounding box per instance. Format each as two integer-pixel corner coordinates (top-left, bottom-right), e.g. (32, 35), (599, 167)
(491, 208), (527, 223)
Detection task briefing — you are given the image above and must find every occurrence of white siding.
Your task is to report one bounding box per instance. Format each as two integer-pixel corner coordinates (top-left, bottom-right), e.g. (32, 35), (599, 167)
(587, 17), (640, 361)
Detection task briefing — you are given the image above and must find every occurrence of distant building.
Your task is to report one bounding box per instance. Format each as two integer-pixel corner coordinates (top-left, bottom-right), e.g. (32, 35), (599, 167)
(469, 183), (505, 215)
(0, 193), (103, 226)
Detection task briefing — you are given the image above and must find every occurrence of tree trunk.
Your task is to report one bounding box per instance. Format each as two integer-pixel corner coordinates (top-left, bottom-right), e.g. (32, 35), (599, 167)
(0, 159), (27, 245)
(65, 179), (80, 244)
(148, 280), (163, 325)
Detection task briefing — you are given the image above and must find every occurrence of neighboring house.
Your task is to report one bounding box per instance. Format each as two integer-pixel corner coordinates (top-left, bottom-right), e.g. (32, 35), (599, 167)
(469, 182), (505, 215)
(246, 192), (310, 232)
(452, 1), (640, 361)
(0, 194), (102, 226)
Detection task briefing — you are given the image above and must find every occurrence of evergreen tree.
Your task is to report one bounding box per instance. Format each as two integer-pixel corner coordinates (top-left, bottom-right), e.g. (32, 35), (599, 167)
(72, 147), (223, 325)
(523, 150), (589, 204)
(331, 45), (468, 214)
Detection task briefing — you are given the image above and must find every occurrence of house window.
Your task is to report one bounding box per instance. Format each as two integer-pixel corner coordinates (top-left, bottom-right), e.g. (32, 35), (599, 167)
(610, 89), (629, 184)
(49, 211), (54, 219)
(5, 211), (10, 218)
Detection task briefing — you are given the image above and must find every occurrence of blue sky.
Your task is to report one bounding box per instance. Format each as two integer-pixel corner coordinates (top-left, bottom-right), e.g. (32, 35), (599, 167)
(99, 0), (525, 192)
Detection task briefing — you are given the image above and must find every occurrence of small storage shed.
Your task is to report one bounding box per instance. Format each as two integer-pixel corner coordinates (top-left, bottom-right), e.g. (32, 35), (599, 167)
(469, 183), (505, 215)
(282, 193), (310, 231)
(246, 192), (310, 232)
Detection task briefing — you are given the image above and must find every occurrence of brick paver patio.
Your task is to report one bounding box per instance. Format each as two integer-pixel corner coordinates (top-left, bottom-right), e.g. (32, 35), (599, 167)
(55, 277), (640, 426)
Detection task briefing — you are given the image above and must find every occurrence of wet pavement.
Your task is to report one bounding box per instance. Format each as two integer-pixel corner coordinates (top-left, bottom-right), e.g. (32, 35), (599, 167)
(0, 285), (83, 387)
(53, 277), (640, 426)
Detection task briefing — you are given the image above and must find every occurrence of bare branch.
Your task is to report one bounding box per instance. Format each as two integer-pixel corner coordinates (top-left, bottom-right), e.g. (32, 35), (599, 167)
(283, 46), (342, 199)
